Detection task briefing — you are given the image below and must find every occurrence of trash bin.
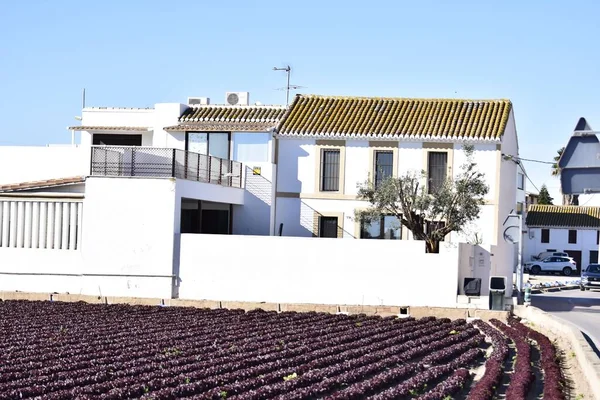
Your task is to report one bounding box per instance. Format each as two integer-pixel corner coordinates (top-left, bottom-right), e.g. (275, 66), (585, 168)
(489, 276), (507, 311)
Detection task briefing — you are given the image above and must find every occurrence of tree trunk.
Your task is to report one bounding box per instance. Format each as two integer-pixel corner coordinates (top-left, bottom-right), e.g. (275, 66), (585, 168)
(426, 239), (440, 254)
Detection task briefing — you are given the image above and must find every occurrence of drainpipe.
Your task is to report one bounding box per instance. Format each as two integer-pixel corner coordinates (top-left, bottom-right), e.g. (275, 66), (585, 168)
(270, 129), (278, 236)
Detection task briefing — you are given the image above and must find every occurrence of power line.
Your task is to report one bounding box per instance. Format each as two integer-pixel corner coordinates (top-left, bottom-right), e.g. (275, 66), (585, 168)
(520, 166), (540, 193)
(579, 194), (596, 206)
(503, 153), (541, 193)
(515, 156), (555, 165)
(502, 154), (555, 165)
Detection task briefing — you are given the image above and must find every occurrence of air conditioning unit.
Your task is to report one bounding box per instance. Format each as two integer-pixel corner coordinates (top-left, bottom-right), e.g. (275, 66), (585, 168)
(187, 97), (210, 105)
(225, 92), (249, 106)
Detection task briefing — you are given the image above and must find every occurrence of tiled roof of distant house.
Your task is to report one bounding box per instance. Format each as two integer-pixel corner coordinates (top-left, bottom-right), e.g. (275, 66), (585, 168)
(67, 126), (150, 131)
(0, 176), (86, 193)
(165, 105), (286, 132)
(526, 204), (600, 228)
(276, 94), (512, 140)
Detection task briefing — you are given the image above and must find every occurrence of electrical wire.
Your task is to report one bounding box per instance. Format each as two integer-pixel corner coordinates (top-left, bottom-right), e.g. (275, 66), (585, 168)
(579, 194), (596, 206)
(511, 156), (554, 165)
(522, 169), (541, 193)
(503, 153), (542, 193)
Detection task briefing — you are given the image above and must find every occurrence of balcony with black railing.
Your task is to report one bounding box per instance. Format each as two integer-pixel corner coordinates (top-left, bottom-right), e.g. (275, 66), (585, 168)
(90, 146), (243, 188)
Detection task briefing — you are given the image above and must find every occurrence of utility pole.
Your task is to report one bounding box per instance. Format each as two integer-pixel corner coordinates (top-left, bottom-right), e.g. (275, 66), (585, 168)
(273, 65), (291, 105)
(503, 212), (524, 304)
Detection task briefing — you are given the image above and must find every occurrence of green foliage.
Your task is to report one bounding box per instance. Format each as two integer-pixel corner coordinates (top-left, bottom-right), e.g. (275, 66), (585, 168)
(538, 184), (554, 205)
(356, 145), (489, 253)
(219, 390), (228, 398)
(163, 347), (182, 357)
(283, 372), (298, 381)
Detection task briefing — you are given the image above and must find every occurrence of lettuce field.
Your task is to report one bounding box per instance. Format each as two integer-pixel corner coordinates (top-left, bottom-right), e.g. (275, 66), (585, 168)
(0, 300), (565, 399)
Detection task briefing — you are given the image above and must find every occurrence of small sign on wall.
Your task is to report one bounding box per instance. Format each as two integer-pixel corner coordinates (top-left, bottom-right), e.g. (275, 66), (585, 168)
(252, 167), (262, 175)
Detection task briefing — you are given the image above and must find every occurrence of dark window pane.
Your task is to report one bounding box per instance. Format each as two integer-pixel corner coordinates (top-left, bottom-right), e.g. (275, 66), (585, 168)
(375, 151), (394, 188)
(383, 215), (401, 239)
(319, 217), (338, 238)
(360, 215), (401, 240)
(361, 218), (381, 239)
(93, 134), (142, 146)
(568, 229), (577, 244)
(517, 173), (524, 190)
(428, 152), (447, 194)
(321, 150), (340, 191)
(541, 229), (550, 243)
(597, 231), (599, 245)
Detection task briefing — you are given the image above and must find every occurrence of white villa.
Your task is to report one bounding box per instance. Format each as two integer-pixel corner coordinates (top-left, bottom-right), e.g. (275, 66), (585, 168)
(0, 92), (521, 307)
(524, 204), (600, 274)
(274, 95), (519, 293)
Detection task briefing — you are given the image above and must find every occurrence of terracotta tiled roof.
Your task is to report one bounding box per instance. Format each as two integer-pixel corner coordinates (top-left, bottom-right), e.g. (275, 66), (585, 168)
(167, 105), (286, 132)
(164, 122), (277, 132)
(526, 204), (600, 228)
(67, 126), (150, 131)
(0, 176), (86, 193)
(276, 94), (512, 140)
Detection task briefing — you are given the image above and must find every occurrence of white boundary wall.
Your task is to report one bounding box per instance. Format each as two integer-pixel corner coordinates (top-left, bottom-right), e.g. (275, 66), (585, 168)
(178, 234), (464, 307)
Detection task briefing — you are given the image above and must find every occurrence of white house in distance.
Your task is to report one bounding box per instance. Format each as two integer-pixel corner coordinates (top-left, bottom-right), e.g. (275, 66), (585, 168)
(274, 94), (519, 294)
(0, 92), (284, 298)
(524, 204), (600, 274)
(0, 91), (521, 307)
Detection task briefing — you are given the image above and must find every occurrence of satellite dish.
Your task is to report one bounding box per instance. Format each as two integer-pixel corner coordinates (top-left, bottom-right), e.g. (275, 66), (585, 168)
(503, 225), (520, 243)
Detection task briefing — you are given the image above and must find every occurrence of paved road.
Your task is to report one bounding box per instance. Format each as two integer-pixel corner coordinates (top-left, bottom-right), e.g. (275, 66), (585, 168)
(531, 289), (600, 355)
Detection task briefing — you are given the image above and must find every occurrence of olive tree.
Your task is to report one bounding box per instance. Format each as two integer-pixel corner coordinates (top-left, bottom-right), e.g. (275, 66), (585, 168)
(356, 145), (489, 253)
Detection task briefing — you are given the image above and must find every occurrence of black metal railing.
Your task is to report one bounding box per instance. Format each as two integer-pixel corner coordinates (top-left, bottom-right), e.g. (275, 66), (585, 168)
(91, 146), (243, 188)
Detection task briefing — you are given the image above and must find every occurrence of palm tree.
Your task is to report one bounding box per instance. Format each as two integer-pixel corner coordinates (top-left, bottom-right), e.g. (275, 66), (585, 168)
(552, 147), (578, 205)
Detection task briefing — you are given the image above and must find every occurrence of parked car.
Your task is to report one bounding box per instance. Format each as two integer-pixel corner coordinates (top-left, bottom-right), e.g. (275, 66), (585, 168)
(580, 264), (600, 291)
(524, 256), (577, 276)
(531, 251), (569, 261)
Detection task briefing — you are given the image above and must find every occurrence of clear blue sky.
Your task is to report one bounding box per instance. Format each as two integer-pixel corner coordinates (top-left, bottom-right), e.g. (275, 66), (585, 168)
(2, 0), (599, 201)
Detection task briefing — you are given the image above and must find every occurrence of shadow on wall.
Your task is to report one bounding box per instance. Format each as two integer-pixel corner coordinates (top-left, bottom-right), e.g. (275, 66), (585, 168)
(299, 200), (356, 238)
(233, 166), (272, 235)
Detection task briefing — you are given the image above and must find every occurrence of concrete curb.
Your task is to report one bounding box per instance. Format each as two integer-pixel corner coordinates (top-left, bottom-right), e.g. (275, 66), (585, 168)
(513, 305), (600, 400)
(531, 284), (580, 294)
(0, 291), (509, 322)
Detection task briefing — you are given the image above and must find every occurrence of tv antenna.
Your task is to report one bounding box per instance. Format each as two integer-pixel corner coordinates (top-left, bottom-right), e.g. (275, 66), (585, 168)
(273, 65), (304, 105)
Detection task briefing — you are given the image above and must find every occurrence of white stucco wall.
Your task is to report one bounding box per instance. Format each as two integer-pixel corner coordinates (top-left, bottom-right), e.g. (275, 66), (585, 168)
(276, 139), (501, 245)
(495, 110), (519, 295)
(524, 227), (598, 270)
(178, 234), (463, 307)
(82, 108), (155, 127)
(0, 146), (88, 185)
(0, 177), (179, 298)
(233, 163), (274, 236)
